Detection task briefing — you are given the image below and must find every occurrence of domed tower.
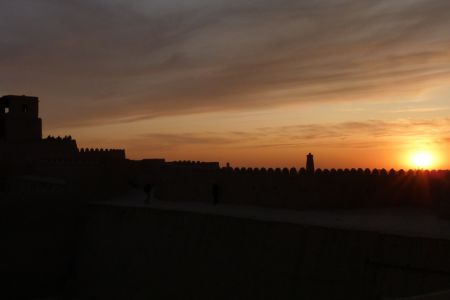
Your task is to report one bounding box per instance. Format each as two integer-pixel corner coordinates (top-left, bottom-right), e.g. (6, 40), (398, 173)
(0, 95), (42, 142)
(306, 153), (315, 174)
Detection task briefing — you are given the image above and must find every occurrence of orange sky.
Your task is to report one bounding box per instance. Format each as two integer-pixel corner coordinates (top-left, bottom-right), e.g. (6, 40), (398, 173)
(53, 86), (450, 169)
(2, 0), (450, 169)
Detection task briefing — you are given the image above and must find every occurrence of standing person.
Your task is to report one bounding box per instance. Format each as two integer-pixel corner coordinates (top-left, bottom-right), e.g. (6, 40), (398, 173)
(212, 183), (220, 205)
(144, 184), (153, 204)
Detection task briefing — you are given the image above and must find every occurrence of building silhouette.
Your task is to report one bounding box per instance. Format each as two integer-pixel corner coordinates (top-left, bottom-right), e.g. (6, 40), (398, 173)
(2, 94), (450, 300)
(0, 95), (125, 163)
(1, 95), (449, 215)
(0, 95), (42, 142)
(306, 152), (315, 174)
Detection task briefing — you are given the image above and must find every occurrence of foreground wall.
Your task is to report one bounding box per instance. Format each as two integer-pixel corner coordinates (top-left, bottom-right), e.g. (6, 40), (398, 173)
(73, 204), (450, 300)
(1, 194), (82, 299)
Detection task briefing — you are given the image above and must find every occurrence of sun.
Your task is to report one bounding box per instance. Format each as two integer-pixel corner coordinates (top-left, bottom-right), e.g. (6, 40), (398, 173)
(411, 152), (434, 169)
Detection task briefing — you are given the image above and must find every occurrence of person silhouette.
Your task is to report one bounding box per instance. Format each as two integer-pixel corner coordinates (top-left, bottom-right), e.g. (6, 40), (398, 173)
(144, 184), (153, 204)
(212, 183), (220, 205)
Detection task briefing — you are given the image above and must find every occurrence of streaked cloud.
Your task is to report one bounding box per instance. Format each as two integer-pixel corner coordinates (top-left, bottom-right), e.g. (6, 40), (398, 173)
(383, 107), (450, 113)
(1, 0), (450, 126)
(135, 118), (450, 151)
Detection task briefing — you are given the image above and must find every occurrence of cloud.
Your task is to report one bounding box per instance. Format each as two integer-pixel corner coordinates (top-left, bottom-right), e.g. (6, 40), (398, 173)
(383, 107), (450, 113)
(134, 118), (450, 151)
(140, 132), (236, 150)
(1, 0), (450, 127)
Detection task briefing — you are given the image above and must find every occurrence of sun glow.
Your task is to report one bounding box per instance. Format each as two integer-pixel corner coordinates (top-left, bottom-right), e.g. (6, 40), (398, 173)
(411, 151), (434, 169)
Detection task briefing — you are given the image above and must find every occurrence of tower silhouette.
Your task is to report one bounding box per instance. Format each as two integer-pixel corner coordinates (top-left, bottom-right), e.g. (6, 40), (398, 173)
(306, 153), (315, 174)
(0, 95), (42, 142)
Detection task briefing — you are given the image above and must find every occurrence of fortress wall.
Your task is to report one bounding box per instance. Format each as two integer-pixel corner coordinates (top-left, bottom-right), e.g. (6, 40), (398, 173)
(39, 139), (79, 160)
(2, 182), (449, 299)
(29, 159), (130, 201)
(0, 138), (125, 164)
(73, 204), (450, 300)
(1, 194), (83, 299)
(0, 139), (78, 162)
(145, 168), (450, 210)
(165, 160), (220, 169)
(156, 168), (219, 203)
(78, 148), (126, 161)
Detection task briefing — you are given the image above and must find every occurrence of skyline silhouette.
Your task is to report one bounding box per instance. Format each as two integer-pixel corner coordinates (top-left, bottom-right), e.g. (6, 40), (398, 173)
(1, 94), (449, 214)
(2, 1), (450, 169)
(1, 94), (446, 172)
(2, 93), (450, 300)
(2, 2), (450, 299)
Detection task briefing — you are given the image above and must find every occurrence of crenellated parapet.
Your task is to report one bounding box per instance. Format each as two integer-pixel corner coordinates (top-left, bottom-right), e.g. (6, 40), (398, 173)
(218, 166), (450, 178)
(165, 160), (220, 170)
(0, 134), (79, 162)
(43, 135), (74, 142)
(78, 148), (126, 161)
(148, 163), (450, 212)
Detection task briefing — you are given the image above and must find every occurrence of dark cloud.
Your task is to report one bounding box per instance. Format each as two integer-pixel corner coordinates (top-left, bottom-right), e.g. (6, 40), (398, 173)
(1, 0), (450, 127)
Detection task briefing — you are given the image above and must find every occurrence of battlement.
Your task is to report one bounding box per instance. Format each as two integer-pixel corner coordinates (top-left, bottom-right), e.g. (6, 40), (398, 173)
(165, 160), (220, 169)
(43, 135), (74, 142)
(136, 163), (450, 213)
(0, 95), (130, 165)
(78, 148), (126, 161)
(220, 166), (450, 178)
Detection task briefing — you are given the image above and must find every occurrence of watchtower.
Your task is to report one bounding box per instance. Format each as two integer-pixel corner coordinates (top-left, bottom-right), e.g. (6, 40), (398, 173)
(0, 95), (42, 142)
(306, 152), (315, 174)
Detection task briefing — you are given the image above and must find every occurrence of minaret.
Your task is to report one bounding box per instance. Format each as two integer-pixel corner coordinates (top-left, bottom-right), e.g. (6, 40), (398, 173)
(306, 153), (315, 174)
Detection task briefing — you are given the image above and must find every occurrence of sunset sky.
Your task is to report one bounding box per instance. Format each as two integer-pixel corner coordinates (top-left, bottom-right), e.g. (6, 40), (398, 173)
(2, 0), (450, 169)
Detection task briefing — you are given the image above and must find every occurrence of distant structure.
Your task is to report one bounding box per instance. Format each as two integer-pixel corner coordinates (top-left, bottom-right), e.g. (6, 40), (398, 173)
(0, 95), (42, 142)
(306, 152), (315, 174)
(2, 94), (448, 217)
(0, 95), (126, 163)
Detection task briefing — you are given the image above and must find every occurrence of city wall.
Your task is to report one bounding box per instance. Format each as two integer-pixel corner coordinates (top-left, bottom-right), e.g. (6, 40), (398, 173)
(78, 148), (126, 161)
(0, 137), (126, 164)
(2, 184), (450, 299)
(139, 166), (450, 212)
(72, 204), (450, 300)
